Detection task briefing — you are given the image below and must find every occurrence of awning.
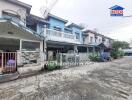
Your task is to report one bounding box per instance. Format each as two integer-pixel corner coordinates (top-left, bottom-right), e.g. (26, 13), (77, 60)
(0, 18), (43, 41)
(97, 43), (107, 48)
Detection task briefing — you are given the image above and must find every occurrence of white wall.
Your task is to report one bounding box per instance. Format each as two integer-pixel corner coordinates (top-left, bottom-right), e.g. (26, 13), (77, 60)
(96, 35), (102, 44)
(104, 38), (110, 47)
(84, 32), (95, 45)
(0, 0), (27, 22)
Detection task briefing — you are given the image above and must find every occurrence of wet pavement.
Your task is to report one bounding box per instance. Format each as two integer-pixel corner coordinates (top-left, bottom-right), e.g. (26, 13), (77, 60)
(0, 56), (132, 100)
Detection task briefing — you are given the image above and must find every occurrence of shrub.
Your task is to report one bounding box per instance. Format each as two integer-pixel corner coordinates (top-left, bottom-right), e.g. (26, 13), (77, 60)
(111, 50), (118, 59)
(47, 62), (57, 71)
(111, 50), (124, 59)
(89, 53), (100, 62)
(46, 61), (61, 71)
(118, 50), (124, 58)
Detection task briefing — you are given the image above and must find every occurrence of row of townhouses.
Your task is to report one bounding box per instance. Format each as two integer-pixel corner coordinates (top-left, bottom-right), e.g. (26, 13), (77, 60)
(0, 0), (113, 74)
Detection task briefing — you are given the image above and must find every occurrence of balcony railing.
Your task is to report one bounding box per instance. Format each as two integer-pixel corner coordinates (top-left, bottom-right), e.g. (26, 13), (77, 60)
(46, 29), (81, 44)
(46, 29), (62, 37)
(1, 16), (25, 26)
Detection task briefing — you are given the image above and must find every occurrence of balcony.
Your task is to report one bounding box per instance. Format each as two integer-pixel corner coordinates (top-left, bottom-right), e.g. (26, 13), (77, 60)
(46, 29), (81, 44)
(0, 15), (25, 26)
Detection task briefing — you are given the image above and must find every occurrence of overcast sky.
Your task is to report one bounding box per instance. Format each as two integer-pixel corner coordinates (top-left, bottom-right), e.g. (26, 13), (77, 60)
(20, 0), (132, 43)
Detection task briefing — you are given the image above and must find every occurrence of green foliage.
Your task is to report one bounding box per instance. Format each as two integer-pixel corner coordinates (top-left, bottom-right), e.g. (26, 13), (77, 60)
(111, 50), (124, 59)
(47, 62), (57, 71)
(89, 53), (99, 61)
(111, 50), (118, 59)
(112, 41), (129, 50)
(118, 50), (124, 57)
(111, 41), (127, 59)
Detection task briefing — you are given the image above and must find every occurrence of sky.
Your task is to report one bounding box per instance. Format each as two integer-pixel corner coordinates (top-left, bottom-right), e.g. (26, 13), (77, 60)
(20, 0), (132, 43)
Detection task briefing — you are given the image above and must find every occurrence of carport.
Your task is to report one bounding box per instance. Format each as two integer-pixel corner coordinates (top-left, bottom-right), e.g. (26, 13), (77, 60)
(0, 18), (44, 73)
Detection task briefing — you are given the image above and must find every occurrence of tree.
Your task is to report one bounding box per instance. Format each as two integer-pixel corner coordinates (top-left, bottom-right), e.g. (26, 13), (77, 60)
(112, 41), (130, 50)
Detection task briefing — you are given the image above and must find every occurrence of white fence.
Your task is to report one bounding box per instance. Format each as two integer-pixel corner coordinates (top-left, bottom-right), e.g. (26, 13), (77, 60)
(57, 53), (90, 68)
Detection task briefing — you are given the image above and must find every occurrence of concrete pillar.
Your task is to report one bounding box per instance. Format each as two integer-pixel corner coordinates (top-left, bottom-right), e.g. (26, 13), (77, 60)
(87, 47), (89, 53)
(17, 39), (22, 66)
(19, 39), (22, 51)
(40, 41), (45, 62)
(44, 25), (47, 61)
(74, 45), (78, 53)
(93, 46), (95, 53)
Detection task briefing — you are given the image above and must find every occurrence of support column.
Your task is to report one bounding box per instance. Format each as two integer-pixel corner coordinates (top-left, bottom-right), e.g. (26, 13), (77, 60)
(17, 39), (22, 66)
(93, 46), (95, 53)
(44, 25), (47, 61)
(74, 45), (78, 53)
(19, 39), (22, 51)
(40, 41), (45, 62)
(74, 45), (78, 66)
(87, 47), (89, 53)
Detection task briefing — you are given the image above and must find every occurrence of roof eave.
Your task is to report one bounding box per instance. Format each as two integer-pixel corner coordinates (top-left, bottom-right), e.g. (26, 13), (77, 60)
(48, 14), (68, 23)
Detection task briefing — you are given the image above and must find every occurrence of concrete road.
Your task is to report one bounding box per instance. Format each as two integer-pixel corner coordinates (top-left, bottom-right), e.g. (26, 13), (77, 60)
(0, 56), (132, 100)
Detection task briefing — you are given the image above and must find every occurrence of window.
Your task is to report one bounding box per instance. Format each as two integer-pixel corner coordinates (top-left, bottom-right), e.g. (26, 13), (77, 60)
(22, 41), (40, 51)
(99, 39), (101, 43)
(75, 32), (80, 39)
(90, 37), (93, 43)
(95, 36), (98, 43)
(54, 26), (62, 31)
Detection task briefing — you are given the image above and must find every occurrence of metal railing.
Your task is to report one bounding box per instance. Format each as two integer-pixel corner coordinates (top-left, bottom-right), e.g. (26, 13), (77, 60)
(46, 29), (75, 40)
(46, 29), (62, 37)
(1, 16), (25, 26)
(0, 52), (17, 73)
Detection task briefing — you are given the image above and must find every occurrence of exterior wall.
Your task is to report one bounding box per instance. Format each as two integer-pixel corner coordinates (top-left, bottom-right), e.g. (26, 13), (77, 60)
(37, 23), (44, 35)
(72, 27), (83, 43)
(48, 17), (65, 32)
(46, 17), (82, 44)
(64, 28), (72, 34)
(96, 35), (102, 44)
(87, 32), (95, 44)
(0, 0), (27, 23)
(83, 31), (113, 47)
(104, 38), (111, 47)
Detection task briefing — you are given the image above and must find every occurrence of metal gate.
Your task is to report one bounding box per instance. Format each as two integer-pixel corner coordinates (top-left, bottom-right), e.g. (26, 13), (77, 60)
(0, 52), (17, 73)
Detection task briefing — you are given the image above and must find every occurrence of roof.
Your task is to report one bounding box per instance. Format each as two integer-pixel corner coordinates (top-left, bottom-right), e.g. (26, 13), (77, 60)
(0, 17), (43, 40)
(83, 30), (104, 37)
(6, 0), (32, 13)
(83, 29), (114, 40)
(64, 27), (73, 31)
(109, 5), (124, 10)
(27, 14), (49, 25)
(48, 14), (68, 23)
(67, 23), (84, 30)
(97, 43), (107, 48)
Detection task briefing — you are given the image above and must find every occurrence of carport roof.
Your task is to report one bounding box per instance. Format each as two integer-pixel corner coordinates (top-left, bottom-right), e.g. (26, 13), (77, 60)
(0, 18), (43, 41)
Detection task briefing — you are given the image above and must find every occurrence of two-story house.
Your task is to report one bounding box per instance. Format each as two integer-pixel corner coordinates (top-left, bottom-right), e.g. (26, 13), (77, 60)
(45, 14), (84, 60)
(0, 0), (45, 74)
(0, 0), (114, 75)
(83, 30), (113, 53)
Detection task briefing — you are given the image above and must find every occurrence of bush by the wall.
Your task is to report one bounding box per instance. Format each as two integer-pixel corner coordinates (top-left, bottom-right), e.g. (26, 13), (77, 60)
(111, 50), (124, 59)
(45, 61), (61, 71)
(118, 50), (124, 58)
(89, 53), (100, 62)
